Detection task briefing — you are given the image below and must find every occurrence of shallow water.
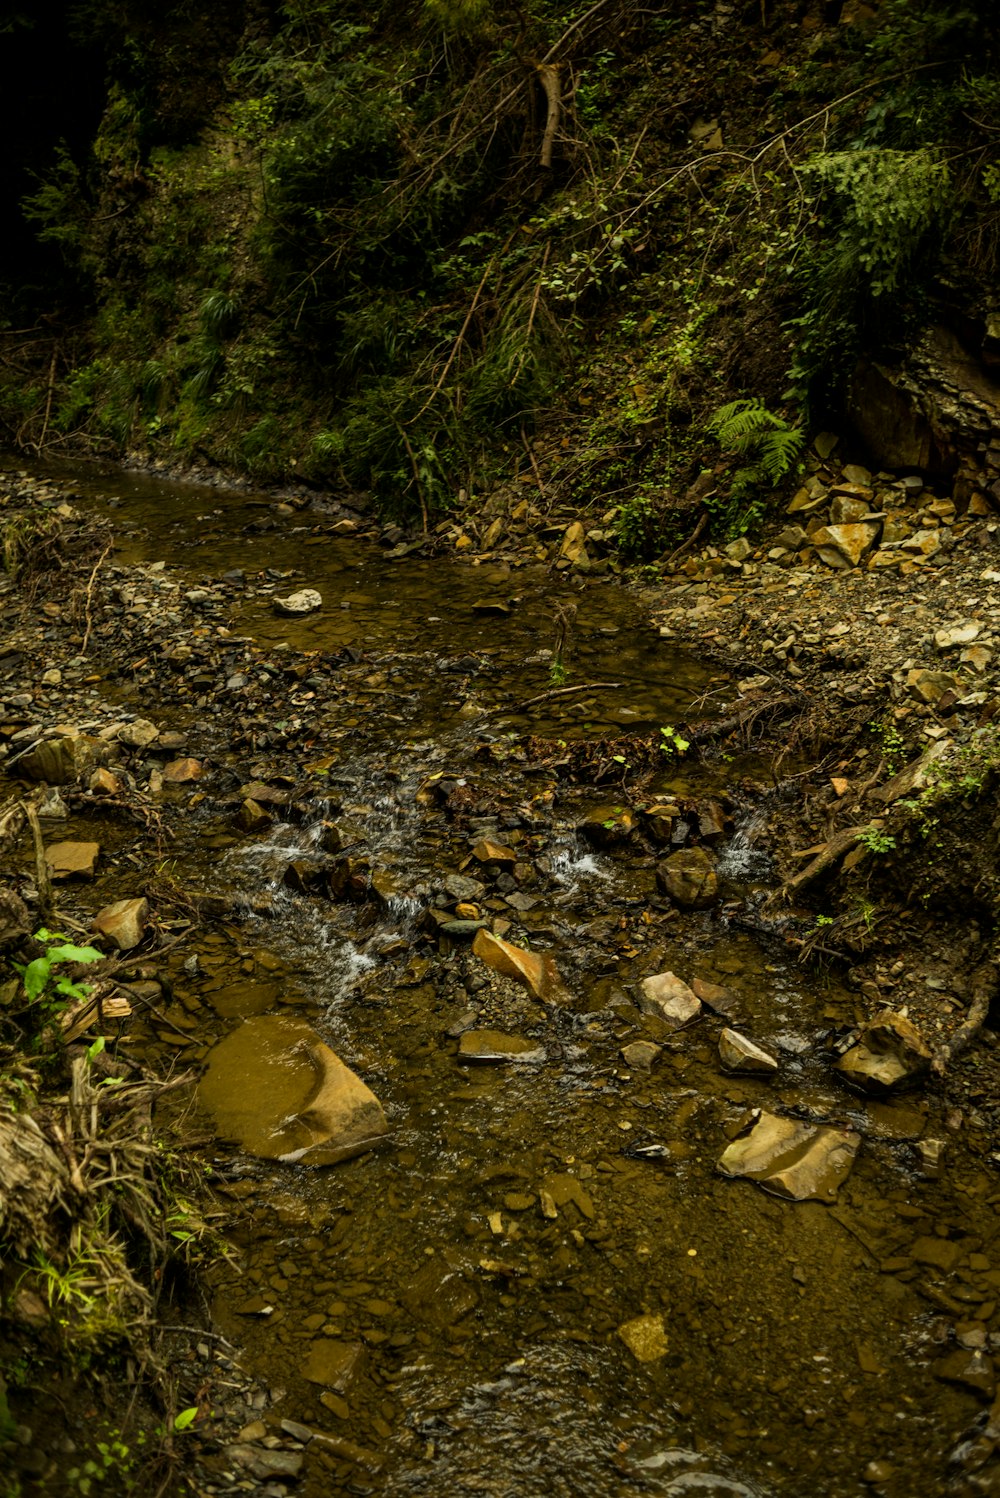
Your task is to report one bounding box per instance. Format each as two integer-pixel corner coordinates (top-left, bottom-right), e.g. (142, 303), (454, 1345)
(15, 460), (997, 1497)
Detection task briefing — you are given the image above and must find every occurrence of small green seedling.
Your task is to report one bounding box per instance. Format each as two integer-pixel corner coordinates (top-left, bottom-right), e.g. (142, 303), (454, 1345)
(659, 725), (690, 756)
(14, 928), (103, 1020)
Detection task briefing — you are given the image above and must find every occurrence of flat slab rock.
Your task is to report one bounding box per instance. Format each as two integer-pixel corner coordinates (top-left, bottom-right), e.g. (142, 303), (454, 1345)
(273, 588), (322, 615)
(199, 1014), (388, 1166)
(472, 927), (563, 1002)
(457, 1030), (546, 1064)
(718, 1110), (861, 1202)
(638, 972), (701, 1030)
(45, 840), (100, 880)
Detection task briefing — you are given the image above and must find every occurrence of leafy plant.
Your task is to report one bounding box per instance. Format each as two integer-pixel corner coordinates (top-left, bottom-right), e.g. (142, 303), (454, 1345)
(659, 724), (690, 757)
(707, 398), (804, 536)
(856, 828), (896, 855)
(13, 929), (102, 1027)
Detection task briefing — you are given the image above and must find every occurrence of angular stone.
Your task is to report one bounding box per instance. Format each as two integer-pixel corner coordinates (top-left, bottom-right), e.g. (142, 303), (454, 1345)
(539, 1173), (595, 1219)
(45, 840), (99, 880)
(642, 803), (679, 843)
(302, 1339), (365, 1390)
(93, 897), (149, 952)
(471, 839), (517, 867)
(118, 719), (159, 749)
(961, 645), (993, 673)
(18, 736), (97, 785)
(811, 522), (880, 568)
(618, 1313), (668, 1363)
(199, 1014), (388, 1166)
(656, 847), (718, 908)
(273, 589), (322, 615)
(718, 1028), (778, 1075)
(457, 1031), (546, 1064)
(718, 1111), (860, 1202)
(935, 622), (980, 651)
(691, 976), (741, 1019)
(901, 528), (942, 557)
(935, 1349), (995, 1400)
(578, 804), (638, 848)
(236, 798), (273, 833)
(842, 463), (872, 487)
(835, 1011), (932, 1095)
(911, 1234), (964, 1272)
(163, 757), (203, 783)
(225, 1447), (304, 1482)
(472, 928), (563, 1002)
(560, 521), (589, 565)
(830, 495), (870, 525)
(89, 767), (122, 797)
(906, 668), (961, 705)
(638, 972), (701, 1030)
(621, 1040), (662, 1070)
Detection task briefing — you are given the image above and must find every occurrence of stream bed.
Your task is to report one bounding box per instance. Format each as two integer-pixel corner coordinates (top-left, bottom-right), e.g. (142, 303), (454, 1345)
(7, 462), (1000, 1498)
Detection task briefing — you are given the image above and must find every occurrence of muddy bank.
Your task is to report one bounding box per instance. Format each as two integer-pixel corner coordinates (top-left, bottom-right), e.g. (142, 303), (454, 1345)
(3, 460), (1000, 1498)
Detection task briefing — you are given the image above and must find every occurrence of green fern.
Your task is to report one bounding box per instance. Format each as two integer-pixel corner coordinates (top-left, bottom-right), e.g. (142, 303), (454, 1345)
(709, 398), (805, 482)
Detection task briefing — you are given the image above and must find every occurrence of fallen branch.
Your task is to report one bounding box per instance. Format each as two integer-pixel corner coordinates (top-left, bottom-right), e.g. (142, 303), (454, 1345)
(932, 966), (998, 1075)
(81, 542), (113, 655)
(520, 680), (622, 708)
(685, 693), (801, 745)
(25, 798), (54, 925)
(537, 63), (561, 167)
(663, 509), (710, 568)
(779, 825), (872, 901)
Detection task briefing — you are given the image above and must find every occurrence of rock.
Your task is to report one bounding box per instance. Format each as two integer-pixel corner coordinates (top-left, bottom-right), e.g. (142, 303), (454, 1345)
(0, 889), (29, 943)
(273, 588), (322, 615)
(471, 838), (517, 868)
(961, 645), (992, 673)
(637, 972), (702, 1030)
(199, 1014), (388, 1166)
(829, 495), (871, 525)
(621, 1040), (662, 1070)
(642, 803), (679, 843)
(93, 897), (149, 952)
(302, 1339), (365, 1389)
(691, 976), (742, 1019)
(718, 1111), (861, 1202)
(236, 797), (273, 833)
(578, 804), (638, 848)
(656, 847), (718, 908)
(835, 1011), (932, 1094)
(811, 523), (880, 569)
(36, 788), (68, 819)
(718, 1028), (778, 1075)
(935, 1349), (996, 1400)
(935, 622), (980, 651)
(618, 1313), (669, 1363)
(163, 757), (203, 783)
(906, 668), (961, 705)
(45, 840), (99, 880)
(225, 1446), (304, 1482)
(539, 1172), (595, 1219)
(472, 928), (563, 1002)
(118, 719), (159, 749)
(901, 528), (942, 558)
(88, 768), (122, 797)
(560, 521), (589, 565)
(18, 736), (94, 785)
(457, 1030), (546, 1064)
(842, 463), (873, 487)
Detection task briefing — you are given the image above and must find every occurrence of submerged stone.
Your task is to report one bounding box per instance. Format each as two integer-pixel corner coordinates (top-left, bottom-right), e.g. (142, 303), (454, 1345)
(718, 1028), (778, 1075)
(656, 847), (718, 908)
(718, 1110), (860, 1202)
(302, 1338), (365, 1389)
(457, 1030), (546, 1064)
(637, 972), (701, 1030)
(199, 1014), (388, 1166)
(835, 1011), (932, 1095)
(45, 840), (99, 880)
(273, 588), (322, 615)
(472, 928), (563, 1002)
(618, 1313), (669, 1363)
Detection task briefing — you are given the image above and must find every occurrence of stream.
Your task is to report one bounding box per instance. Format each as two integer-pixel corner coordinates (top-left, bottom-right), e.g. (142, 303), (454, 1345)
(10, 462), (1000, 1498)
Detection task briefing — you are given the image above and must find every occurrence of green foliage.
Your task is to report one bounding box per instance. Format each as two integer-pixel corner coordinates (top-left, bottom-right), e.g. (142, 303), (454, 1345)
(855, 828), (896, 856)
(707, 398), (804, 536)
(21, 143), (90, 265)
(13, 929), (102, 1031)
(789, 147), (952, 400)
(659, 724), (689, 757)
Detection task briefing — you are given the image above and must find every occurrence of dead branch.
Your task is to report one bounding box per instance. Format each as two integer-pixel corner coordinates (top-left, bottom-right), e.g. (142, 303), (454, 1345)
(81, 542), (112, 655)
(25, 798), (54, 925)
(932, 966), (998, 1075)
(520, 680), (623, 708)
(779, 825), (873, 901)
(537, 63), (561, 168)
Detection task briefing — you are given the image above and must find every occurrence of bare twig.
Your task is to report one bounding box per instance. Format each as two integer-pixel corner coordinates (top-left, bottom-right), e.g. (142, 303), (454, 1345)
(81, 542), (112, 656)
(520, 680), (622, 708)
(25, 799), (54, 925)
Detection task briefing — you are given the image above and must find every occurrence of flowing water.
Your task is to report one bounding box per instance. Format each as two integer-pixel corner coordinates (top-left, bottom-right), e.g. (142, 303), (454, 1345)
(14, 462), (1000, 1497)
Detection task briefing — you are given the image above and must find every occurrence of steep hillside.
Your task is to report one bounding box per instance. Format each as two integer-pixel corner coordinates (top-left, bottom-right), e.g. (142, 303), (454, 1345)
(1, 0), (998, 551)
